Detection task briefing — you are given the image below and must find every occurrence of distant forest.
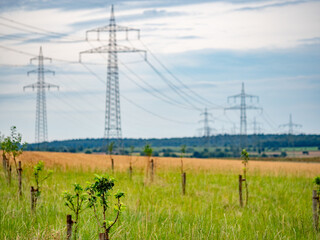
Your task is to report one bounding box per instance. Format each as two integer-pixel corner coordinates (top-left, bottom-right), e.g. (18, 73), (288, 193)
(26, 134), (320, 158)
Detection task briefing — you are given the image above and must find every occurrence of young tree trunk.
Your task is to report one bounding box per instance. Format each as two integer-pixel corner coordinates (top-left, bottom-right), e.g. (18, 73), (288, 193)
(129, 164), (132, 180)
(244, 178), (248, 206)
(2, 153), (6, 171)
(18, 161), (22, 197)
(313, 190), (319, 231)
(239, 175), (243, 207)
(182, 172), (186, 195)
(30, 186), (36, 213)
(66, 214), (73, 240)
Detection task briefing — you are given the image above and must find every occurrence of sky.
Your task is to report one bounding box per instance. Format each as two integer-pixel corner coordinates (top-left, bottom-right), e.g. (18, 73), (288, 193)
(0, 0), (319, 143)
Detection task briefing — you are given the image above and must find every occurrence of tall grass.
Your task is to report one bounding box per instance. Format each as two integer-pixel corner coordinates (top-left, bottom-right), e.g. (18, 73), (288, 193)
(0, 162), (319, 239)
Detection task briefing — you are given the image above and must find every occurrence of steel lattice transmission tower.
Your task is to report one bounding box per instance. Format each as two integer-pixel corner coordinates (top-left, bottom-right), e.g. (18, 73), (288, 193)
(198, 108), (214, 147)
(252, 117), (262, 135)
(225, 83), (261, 148)
(24, 47), (59, 143)
(79, 5), (146, 143)
(279, 114), (302, 135)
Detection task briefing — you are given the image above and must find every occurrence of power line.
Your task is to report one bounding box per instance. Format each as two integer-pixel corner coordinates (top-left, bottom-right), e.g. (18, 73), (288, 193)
(81, 60), (194, 125)
(144, 59), (201, 111)
(92, 38), (198, 110)
(0, 16), (83, 43)
(126, 39), (202, 110)
(118, 60), (199, 110)
(87, 38), (203, 111)
(138, 39), (222, 108)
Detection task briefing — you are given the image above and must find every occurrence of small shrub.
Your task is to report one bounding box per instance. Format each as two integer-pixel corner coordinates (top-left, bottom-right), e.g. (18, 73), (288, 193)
(1, 126), (26, 183)
(86, 175), (125, 239)
(84, 149), (92, 154)
(314, 176), (320, 195)
(63, 183), (89, 239)
(144, 144), (153, 182)
(280, 151), (287, 157)
(32, 161), (52, 209)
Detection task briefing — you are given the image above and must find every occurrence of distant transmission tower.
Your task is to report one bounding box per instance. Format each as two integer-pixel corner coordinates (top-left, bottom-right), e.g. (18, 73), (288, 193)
(252, 117), (262, 135)
(225, 83), (261, 148)
(198, 108), (214, 147)
(79, 5), (146, 147)
(252, 117), (262, 154)
(24, 47), (59, 143)
(279, 114), (302, 134)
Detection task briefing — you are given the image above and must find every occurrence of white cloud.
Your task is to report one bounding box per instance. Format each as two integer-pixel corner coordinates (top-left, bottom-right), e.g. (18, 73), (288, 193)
(129, 1), (320, 53)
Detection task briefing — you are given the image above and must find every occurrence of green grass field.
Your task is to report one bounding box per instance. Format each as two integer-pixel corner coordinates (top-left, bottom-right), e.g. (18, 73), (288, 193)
(0, 163), (319, 239)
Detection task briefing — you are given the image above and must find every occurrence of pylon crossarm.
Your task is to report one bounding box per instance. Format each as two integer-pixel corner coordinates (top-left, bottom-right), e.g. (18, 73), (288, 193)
(27, 69), (37, 76)
(27, 70), (54, 76)
(30, 56), (52, 64)
(23, 83), (37, 91)
(115, 25), (140, 32)
(29, 56), (38, 64)
(245, 94), (259, 102)
(46, 83), (59, 90)
(23, 82), (59, 90)
(227, 94), (241, 101)
(224, 106), (241, 110)
(86, 25), (140, 40)
(115, 25), (140, 39)
(42, 69), (55, 75)
(86, 25), (139, 33)
(79, 45), (147, 61)
(246, 106), (262, 110)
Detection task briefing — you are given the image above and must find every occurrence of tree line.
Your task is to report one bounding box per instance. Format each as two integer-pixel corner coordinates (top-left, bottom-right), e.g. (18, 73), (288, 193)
(25, 134), (320, 158)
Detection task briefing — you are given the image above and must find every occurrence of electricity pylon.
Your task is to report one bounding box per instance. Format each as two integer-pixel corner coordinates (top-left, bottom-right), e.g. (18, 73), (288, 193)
(251, 117), (262, 154)
(79, 5), (146, 149)
(279, 114), (302, 134)
(252, 117), (262, 135)
(24, 47), (59, 143)
(225, 82), (261, 148)
(198, 108), (214, 147)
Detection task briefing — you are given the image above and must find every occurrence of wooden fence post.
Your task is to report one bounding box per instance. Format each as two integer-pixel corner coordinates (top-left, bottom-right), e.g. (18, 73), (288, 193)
(111, 158), (114, 173)
(239, 175), (243, 207)
(8, 165), (11, 185)
(67, 214), (73, 240)
(182, 172), (186, 195)
(150, 159), (154, 182)
(99, 233), (107, 240)
(313, 190), (319, 231)
(31, 186), (36, 212)
(18, 161), (22, 197)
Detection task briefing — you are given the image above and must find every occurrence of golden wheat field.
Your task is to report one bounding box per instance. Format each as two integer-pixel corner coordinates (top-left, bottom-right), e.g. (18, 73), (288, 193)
(19, 151), (320, 177)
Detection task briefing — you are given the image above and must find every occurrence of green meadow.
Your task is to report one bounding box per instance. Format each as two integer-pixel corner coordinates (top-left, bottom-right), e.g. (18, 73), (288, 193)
(0, 163), (319, 240)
